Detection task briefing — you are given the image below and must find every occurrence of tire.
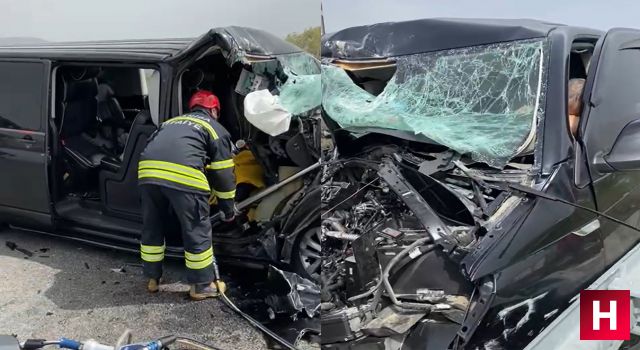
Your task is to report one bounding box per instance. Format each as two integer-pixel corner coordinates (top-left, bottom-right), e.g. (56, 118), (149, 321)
(292, 226), (321, 282)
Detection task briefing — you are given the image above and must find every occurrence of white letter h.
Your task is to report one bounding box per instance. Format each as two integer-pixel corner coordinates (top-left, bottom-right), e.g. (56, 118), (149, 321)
(593, 300), (617, 330)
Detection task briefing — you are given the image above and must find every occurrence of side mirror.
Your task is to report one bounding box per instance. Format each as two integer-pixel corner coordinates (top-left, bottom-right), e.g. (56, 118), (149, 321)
(594, 118), (640, 172)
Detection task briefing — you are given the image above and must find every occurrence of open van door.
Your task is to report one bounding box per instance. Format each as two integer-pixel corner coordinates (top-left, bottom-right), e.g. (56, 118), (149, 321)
(0, 60), (52, 228)
(579, 28), (640, 266)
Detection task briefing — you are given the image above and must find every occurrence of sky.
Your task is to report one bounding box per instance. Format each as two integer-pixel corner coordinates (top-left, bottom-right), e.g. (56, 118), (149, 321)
(322, 0), (640, 33)
(0, 0), (318, 41)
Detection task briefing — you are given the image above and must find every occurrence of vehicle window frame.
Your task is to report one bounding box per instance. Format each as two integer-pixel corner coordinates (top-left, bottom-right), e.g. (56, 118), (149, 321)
(0, 59), (50, 132)
(565, 36), (600, 188)
(50, 61), (162, 124)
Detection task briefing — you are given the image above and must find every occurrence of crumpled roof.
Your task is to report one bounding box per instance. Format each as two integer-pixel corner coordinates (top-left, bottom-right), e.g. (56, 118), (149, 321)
(0, 26), (304, 62)
(220, 26), (304, 57)
(322, 18), (559, 59)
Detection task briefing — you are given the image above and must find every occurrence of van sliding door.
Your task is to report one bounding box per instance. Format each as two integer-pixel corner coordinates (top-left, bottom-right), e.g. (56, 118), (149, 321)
(0, 60), (52, 226)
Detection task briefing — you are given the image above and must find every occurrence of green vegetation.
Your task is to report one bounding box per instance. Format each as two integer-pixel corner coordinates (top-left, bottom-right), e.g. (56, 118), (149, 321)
(285, 26), (321, 58)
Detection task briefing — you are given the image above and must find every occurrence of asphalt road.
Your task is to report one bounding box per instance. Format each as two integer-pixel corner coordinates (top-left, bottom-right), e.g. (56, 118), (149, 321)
(0, 228), (270, 350)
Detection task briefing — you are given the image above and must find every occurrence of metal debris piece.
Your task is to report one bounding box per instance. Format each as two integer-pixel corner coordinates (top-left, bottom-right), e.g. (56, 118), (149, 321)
(362, 305), (427, 337)
(415, 288), (446, 302)
(264, 265), (320, 318)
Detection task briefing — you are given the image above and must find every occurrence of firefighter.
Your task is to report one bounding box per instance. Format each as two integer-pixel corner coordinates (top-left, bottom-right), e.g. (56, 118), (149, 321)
(137, 90), (236, 300)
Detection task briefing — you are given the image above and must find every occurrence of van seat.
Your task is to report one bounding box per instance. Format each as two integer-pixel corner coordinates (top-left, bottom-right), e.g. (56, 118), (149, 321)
(60, 78), (112, 170)
(99, 110), (156, 216)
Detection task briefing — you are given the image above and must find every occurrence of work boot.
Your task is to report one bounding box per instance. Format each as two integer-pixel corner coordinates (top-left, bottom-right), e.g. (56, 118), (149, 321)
(189, 282), (219, 300)
(147, 278), (160, 293)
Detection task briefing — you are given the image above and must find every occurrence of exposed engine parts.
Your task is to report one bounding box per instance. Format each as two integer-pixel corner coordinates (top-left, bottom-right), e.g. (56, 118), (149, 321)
(320, 146), (532, 348)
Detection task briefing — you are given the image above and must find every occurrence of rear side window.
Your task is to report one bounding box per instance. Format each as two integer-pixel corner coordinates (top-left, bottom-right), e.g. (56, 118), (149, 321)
(0, 61), (45, 131)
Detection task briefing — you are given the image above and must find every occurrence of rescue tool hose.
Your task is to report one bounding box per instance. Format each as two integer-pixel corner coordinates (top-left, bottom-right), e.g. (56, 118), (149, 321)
(174, 337), (224, 350)
(217, 291), (297, 350)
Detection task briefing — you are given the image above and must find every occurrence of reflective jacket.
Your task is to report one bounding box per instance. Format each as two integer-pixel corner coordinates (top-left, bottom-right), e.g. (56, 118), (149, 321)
(138, 110), (236, 215)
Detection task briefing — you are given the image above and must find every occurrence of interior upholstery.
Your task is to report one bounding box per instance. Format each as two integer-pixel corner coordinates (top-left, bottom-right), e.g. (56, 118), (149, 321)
(58, 76), (116, 174)
(97, 83), (126, 123)
(59, 78), (99, 139)
(100, 110), (156, 217)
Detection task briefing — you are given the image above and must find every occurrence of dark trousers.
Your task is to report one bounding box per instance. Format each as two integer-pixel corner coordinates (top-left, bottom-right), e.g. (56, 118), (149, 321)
(139, 185), (215, 284)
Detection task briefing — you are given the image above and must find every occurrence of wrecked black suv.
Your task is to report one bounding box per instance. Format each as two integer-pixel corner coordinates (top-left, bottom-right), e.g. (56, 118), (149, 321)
(321, 19), (640, 349)
(0, 27), (321, 281)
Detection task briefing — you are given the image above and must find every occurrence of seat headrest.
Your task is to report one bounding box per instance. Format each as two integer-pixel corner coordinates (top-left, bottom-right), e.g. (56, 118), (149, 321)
(64, 78), (98, 101)
(97, 84), (115, 101)
(62, 67), (101, 81)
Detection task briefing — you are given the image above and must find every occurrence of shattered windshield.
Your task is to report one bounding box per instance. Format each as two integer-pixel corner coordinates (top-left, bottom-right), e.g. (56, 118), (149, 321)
(277, 53), (321, 115)
(322, 39), (547, 167)
(278, 52), (321, 75)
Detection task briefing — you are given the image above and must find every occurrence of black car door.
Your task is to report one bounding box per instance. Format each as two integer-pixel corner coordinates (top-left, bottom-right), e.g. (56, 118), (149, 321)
(0, 60), (52, 225)
(580, 28), (640, 266)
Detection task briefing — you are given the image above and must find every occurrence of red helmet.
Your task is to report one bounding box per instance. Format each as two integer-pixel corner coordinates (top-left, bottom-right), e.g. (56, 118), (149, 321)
(189, 90), (220, 113)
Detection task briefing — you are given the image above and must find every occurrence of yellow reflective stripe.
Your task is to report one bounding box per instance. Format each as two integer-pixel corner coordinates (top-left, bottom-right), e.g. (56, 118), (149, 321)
(139, 169), (210, 191)
(141, 252), (164, 262)
(165, 117), (218, 139)
(139, 160), (206, 181)
(185, 255), (213, 269)
(213, 189), (236, 199)
(140, 244), (165, 254)
(184, 247), (213, 261)
(206, 159), (234, 170)
(185, 247), (214, 270)
(141, 244), (165, 262)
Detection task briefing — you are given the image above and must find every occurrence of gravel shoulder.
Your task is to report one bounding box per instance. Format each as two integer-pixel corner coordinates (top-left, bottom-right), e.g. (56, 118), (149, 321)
(0, 228), (268, 350)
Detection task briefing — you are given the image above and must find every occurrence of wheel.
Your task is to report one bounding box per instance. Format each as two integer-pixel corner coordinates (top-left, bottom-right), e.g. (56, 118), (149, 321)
(292, 226), (321, 282)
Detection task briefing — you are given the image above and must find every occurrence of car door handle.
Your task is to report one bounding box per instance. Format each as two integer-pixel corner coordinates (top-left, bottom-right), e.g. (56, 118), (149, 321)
(19, 134), (36, 143)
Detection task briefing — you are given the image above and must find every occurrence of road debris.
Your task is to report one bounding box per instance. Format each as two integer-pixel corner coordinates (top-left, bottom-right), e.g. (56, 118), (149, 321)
(265, 266), (320, 319)
(5, 241), (33, 257)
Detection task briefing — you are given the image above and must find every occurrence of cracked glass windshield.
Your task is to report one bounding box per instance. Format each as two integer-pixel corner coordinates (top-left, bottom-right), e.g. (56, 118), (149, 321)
(322, 38), (546, 167)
